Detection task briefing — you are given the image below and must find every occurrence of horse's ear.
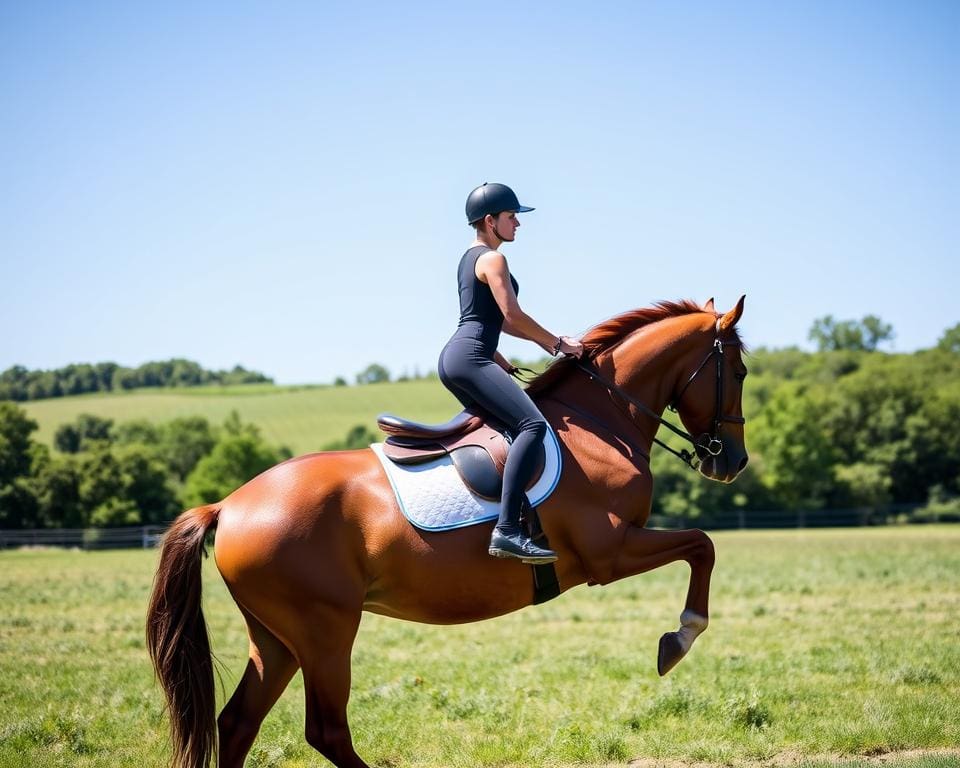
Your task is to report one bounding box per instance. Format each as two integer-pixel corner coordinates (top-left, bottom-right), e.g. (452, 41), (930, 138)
(703, 297), (715, 313)
(719, 295), (745, 331)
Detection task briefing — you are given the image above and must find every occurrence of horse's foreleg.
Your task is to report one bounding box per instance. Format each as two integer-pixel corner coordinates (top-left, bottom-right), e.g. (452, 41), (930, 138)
(607, 525), (715, 676)
(218, 607), (299, 767)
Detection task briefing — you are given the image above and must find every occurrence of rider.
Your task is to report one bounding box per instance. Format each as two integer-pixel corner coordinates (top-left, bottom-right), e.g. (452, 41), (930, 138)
(438, 182), (584, 563)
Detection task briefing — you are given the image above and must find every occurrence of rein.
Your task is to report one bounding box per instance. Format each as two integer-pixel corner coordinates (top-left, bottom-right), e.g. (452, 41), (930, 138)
(570, 326), (745, 471)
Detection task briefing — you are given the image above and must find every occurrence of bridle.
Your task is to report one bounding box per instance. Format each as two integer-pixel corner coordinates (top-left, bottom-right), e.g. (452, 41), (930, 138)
(573, 321), (745, 471)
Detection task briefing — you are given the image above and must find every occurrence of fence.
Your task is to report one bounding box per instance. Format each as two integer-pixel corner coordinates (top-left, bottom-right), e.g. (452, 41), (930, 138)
(648, 503), (931, 530)
(0, 525), (166, 550)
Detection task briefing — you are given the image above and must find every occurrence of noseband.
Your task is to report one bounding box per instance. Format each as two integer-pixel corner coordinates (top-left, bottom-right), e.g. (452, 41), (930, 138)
(574, 324), (745, 471)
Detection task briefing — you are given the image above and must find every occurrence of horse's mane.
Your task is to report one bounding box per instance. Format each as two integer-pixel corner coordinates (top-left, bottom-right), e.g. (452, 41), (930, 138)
(527, 299), (738, 396)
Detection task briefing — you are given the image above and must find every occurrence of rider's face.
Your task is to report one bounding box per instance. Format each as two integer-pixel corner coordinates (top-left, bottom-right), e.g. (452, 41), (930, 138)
(493, 211), (519, 242)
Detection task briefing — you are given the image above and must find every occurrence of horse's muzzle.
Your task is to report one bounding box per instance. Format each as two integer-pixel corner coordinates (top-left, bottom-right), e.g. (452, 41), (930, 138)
(696, 435), (748, 484)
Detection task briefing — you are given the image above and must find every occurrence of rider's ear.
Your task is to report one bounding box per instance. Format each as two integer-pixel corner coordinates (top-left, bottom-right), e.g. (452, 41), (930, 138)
(703, 297), (715, 313)
(719, 295), (745, 332)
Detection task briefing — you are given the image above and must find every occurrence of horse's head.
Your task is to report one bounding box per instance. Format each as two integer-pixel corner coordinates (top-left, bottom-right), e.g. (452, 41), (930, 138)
(528, 295), (749, 484)
(669, 296), (748, 483)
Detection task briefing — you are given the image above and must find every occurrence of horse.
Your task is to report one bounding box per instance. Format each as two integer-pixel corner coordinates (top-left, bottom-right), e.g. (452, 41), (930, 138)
(146, 296), (748, 768)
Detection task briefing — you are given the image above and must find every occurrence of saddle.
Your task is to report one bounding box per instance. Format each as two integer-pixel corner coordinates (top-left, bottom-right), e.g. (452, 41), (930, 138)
(376, 407), (546, 501)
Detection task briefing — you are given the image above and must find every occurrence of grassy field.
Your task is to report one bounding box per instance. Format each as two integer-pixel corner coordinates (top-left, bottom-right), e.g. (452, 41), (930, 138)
(21, 380), (461, 456)
(1, 526), (958, 768)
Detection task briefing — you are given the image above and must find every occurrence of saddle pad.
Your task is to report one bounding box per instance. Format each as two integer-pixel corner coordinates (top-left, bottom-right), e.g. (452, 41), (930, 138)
(369, 425), (562, 532)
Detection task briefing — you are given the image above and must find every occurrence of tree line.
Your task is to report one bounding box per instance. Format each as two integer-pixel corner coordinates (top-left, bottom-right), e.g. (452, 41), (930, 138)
(647, 317), (960, 524)
(1, 315), (958, 529)
(0, 407), (292, 529)
(0, 359), (272, 402)
(0, 405), (383, 530)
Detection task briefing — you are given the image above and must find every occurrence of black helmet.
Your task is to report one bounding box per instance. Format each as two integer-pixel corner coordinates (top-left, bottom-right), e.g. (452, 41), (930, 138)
(465, 182), (534, 224)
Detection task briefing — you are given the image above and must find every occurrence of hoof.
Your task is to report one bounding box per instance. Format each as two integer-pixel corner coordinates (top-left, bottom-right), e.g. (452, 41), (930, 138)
(657, 632), (685, 677)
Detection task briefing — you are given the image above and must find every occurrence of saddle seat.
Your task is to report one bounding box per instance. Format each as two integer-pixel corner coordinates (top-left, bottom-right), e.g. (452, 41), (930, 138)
(376, 407), (484, 439)
(376, 407), (545, 501)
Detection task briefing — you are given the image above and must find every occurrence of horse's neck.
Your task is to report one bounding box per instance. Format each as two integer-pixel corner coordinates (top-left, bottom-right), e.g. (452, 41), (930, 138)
(532, 314), (713, 457)
(598, 317), (712, 445)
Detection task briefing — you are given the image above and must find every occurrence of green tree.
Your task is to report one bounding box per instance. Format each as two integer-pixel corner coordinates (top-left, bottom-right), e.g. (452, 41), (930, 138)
(833, 462), (892, 509)
(323, 424), (378, 451)
(76, 445), (126, 521)
(29, 451), (85, 528)
(861, 315), (894, 350)
(0, 402), (37, 484)
(356, 363), (390, 385)
(113, 419), (162, 446)
(937, 322), (960, 354)
(749, 382), (837, 510)
(0, 480), (40, 529)
(823, 357), (928, 504)
(111, 444), (178, 524)
(114, 368), (140, 390)
(67, 442), (178, 525)
(88, 498), (141, 526)
(54, 414), (114, 453)
(808, 314), (894, 352)
(182, 433), (282, 507)
(159, 416), (216, 481)
(0, 403), (41, 528)
(0, 365), (29, 401)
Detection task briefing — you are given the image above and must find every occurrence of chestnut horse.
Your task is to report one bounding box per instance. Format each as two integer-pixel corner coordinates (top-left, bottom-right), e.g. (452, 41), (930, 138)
(147, 297), (748, 768)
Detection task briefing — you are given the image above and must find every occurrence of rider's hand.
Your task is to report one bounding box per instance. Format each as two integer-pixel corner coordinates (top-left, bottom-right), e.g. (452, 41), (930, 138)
(559, 336), (584, 358)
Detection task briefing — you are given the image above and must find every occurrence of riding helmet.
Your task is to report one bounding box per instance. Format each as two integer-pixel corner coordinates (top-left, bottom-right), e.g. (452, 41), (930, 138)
(465, 182), (535, 224)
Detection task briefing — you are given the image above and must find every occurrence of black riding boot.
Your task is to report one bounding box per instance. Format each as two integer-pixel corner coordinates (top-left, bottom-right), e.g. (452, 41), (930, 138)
(489, 523), (557, 563)
(489, 417), (557, 563)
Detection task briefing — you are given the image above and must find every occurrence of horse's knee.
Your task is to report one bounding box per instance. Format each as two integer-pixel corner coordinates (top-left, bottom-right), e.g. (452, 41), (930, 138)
(690, 529), (715, 568)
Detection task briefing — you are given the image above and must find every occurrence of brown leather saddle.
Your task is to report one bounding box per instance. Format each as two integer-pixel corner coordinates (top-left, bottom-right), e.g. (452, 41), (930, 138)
(376, 407), (545, 501)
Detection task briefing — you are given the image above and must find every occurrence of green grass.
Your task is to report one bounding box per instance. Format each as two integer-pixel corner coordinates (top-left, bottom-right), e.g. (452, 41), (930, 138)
(21, 380), (461, 456)
(1, 526), (958, 767)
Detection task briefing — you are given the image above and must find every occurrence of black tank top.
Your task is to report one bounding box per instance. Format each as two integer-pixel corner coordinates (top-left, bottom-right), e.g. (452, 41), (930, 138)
(453, 245), (519, 354)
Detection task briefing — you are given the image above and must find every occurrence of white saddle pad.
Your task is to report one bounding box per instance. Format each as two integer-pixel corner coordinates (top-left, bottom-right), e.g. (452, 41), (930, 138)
(369, 425), (562, 531)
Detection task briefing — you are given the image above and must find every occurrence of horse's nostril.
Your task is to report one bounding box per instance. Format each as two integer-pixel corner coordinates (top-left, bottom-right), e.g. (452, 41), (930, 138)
(738, 455), (749, 472)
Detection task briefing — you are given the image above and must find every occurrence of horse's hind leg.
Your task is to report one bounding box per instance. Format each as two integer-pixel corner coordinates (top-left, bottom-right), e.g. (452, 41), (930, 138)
(297, 604), (369, 768)
(217, 606), (299, 767)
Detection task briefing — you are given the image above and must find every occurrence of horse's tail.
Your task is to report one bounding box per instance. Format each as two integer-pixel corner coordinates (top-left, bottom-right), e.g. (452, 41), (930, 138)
(146, 503), (221, 768)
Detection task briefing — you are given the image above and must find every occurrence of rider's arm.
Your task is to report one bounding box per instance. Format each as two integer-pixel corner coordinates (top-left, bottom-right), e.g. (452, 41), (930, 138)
(493, 351), (516, 374)
(477, 251), (562, 356)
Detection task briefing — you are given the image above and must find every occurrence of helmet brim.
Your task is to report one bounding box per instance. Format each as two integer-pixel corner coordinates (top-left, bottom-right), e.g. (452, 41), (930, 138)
(467, 205), (535, 224)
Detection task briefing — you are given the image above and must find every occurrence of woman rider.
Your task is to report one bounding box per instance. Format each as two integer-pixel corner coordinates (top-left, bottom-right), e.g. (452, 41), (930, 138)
(438, 182), (584, 563)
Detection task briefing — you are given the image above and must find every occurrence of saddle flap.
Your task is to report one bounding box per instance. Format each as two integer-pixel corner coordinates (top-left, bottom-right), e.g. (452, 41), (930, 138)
(449, 445), (503, 500)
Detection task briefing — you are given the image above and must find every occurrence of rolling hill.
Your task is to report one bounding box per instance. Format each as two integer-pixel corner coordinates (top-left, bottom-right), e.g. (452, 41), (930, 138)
(21, 380), (463, 456)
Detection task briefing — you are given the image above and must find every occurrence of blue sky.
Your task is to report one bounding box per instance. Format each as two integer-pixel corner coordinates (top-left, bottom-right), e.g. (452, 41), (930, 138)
(2, 1), (957, 384)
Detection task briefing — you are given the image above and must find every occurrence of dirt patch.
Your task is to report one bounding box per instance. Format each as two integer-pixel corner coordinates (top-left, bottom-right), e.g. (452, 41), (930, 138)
(627, 748), (960, 768)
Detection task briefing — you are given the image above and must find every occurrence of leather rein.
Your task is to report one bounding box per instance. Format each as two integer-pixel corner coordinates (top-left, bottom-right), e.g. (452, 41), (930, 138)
(571, 324), (745, 471)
